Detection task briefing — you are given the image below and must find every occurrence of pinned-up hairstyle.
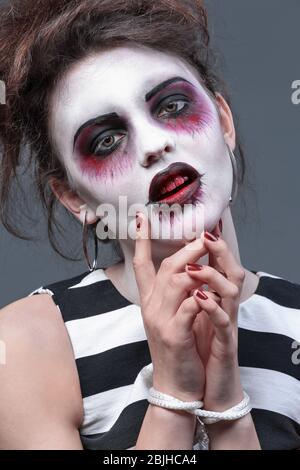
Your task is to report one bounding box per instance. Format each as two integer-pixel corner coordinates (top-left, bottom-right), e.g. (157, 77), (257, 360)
(0, 0), (245, 261)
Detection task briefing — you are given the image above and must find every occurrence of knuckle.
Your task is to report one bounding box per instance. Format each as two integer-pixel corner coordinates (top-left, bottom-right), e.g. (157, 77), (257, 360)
(180, 298), (193, 313)
(133, 256), (144, 271)
(160, 257), (173, 272)
(234, 268), (246, 283)
(220, 315), (231, 329)
(230, 284), (240, 299)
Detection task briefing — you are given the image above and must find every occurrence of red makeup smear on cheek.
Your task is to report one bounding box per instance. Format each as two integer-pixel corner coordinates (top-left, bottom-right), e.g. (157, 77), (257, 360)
(78, 153), (134, 183)
(166, 111), (206, 133)
(75, 144), (134, 183)
(73, 125), (135, 182)
(165, 96), (214, 135)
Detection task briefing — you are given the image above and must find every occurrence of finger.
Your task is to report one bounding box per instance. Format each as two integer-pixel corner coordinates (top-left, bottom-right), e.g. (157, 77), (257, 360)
(133, 211), (156, 303)
(160, 271), (220, 317)
(203, 234), (246, 293)
(154, 235), (208, 301)
(193, 290), (233, 344)
(174, 295), (203, 334)
(161, 234), (208, 272)
(185, 264), (240, 300)
(208, 222), (223, 272)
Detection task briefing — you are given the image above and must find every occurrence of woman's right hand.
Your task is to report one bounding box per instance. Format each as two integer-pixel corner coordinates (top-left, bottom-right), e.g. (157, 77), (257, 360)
(133, 211), (211, 403)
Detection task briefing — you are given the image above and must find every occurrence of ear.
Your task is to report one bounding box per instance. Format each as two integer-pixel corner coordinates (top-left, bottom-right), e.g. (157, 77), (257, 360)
(214, 92), (236, 152)
(49, 177), (98, 225)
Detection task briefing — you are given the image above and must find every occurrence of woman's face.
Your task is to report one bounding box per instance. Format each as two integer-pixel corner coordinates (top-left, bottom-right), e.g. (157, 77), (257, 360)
(49, 44), (235, 243)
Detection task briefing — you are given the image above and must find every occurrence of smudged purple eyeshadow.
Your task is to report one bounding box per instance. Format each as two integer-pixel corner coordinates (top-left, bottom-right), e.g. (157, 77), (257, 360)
(74, 81), (214, 181)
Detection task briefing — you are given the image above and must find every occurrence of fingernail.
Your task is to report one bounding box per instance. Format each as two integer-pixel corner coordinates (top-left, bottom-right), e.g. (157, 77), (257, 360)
(204, 231), (219, 242)
(186, 263), (204, 271)
(219, 219), (223, 233)
(196, 289), (208, 300)
(136, 213), (142, 231)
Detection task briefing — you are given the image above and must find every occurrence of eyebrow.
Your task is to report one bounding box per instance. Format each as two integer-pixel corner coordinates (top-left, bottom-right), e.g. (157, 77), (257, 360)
(73, 76), (193, 150)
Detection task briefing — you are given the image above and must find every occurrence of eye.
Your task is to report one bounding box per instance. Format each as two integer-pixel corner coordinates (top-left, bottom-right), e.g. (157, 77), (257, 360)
(157, 97), (189, 119)
(89, 130), (126, 156)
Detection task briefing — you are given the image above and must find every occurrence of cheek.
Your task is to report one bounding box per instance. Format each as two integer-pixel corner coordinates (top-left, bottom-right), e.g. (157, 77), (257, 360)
(163, 96), (215, 135)
(76, 145), (135, 183)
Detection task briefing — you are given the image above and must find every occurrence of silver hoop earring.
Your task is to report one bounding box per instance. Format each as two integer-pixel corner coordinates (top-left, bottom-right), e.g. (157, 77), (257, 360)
(226, 144), (238, 205)
(82, 210), (98, 272)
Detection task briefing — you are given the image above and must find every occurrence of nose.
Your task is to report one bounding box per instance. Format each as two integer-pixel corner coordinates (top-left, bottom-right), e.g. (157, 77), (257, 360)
(138, 129), (176, 168)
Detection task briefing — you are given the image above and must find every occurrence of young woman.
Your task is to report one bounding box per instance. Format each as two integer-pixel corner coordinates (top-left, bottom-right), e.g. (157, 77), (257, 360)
(0, 0), (299, 450)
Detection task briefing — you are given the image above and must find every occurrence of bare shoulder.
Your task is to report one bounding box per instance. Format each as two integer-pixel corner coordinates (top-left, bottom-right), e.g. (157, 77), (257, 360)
(1, 292), (69, 339)
(0, 294), (84, 449)
(0, 293), (78, 368)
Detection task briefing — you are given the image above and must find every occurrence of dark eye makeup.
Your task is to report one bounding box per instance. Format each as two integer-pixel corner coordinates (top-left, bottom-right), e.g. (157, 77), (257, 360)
(89, 130), (127, 156)
(79, 93), (192, 158)
(72, 78), (214, 182)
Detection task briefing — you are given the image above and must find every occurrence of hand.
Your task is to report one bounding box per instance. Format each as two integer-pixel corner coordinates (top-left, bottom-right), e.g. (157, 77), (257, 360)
(133, 211), (211, 402)
(185, 226), (246, 411)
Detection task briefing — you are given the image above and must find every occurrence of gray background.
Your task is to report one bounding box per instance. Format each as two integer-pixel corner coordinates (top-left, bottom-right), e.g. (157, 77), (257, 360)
(1, 0), (300, 308)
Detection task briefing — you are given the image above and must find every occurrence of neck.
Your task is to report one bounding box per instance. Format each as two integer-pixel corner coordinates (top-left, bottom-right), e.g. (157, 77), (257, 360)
(105, 207), (259, 306)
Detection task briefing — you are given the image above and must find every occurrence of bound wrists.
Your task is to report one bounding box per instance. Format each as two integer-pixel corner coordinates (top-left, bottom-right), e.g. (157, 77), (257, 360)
(203, 390), (244, 414)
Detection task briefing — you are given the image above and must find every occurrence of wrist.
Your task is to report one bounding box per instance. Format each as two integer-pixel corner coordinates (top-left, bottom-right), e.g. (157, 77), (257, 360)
(152, 383), (204, 403)
(206, 412), (254, 436)
(203, 365), (243, 412)
(205, 413), (261, 450)
(203, 388), (244, 413)
(150, 403), (197, 420)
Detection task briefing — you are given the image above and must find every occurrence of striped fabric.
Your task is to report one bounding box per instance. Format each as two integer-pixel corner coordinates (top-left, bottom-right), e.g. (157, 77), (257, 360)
(28, 269), (300, 450)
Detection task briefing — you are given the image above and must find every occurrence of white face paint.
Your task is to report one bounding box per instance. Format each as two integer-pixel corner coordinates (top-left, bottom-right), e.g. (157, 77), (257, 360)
(49, 44), (233, 243)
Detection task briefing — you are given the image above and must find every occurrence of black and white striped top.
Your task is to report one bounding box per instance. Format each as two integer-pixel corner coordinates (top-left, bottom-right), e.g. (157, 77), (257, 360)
(28, 268), (300, 450)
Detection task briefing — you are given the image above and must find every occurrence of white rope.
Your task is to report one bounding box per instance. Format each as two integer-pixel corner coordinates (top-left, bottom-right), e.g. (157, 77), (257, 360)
(143, 363), (252, 425)
(193, 391), (252, 424)
(148, 387), (204, 411)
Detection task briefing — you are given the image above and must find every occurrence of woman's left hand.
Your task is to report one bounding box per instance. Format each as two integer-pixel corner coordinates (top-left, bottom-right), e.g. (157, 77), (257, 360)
(185, 227), (246, 411)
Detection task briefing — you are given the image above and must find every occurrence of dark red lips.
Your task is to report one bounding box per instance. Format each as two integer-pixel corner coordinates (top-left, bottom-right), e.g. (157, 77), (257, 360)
(148, 162), (202, 205)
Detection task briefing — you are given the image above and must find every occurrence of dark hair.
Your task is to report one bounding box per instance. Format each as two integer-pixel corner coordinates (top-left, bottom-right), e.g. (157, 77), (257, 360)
(0, 0), (246, 262)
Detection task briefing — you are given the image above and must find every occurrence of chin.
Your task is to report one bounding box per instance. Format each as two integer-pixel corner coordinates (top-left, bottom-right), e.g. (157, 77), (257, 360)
(148, 200), (205, 241)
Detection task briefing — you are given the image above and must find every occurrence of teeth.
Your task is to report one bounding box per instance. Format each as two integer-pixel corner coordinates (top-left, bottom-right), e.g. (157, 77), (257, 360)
(158, 174), (190, 198)
(175, 176), (185, 186)
(165, 181), (177, 192)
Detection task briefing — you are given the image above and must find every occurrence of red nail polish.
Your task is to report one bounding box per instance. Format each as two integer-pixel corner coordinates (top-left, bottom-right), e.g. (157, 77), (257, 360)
(196, 289), (208, 300)
(187, 263), (204, 271)
(204, 231), (219, 242)
(219, 219), (223, 233)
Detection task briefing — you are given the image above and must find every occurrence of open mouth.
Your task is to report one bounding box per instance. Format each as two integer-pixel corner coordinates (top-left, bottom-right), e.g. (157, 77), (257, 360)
(148, 162), (202, 205)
